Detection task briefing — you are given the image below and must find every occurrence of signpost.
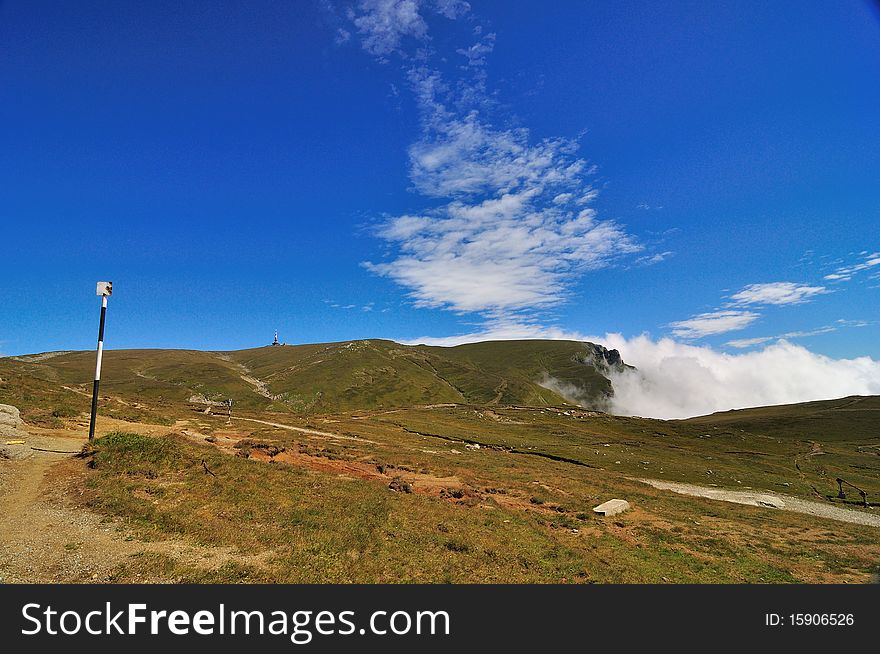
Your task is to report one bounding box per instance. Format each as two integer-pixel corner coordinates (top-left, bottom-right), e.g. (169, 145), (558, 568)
(88, 281), (113, 441)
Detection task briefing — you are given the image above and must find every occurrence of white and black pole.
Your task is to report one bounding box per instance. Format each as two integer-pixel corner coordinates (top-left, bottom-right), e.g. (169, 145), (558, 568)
(88, 281), (113, 441)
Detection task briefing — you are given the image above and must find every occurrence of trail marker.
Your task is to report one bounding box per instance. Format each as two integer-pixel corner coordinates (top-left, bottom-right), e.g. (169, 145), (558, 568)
(88, 281), (112, 440)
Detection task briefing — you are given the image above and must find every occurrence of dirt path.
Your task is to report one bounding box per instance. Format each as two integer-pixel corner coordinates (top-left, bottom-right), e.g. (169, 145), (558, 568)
(211, 353), (279, 401)
(231, 416), (376, 443)
(0, 430), (141, 583)
(0, 422), (272, 583)
(638, 478), (880, 528)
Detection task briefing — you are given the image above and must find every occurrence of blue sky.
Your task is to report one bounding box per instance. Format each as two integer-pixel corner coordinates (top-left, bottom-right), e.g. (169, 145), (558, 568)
(1, 0), (879, 362)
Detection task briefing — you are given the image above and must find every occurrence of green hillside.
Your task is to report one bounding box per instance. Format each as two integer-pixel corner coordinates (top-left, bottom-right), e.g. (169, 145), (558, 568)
(683, 395), (880, 442)
(1, 338), (623, 416)
(2, 341), (878, 584)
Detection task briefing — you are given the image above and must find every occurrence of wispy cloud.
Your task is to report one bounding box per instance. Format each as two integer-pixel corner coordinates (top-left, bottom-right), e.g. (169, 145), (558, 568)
(324, 299), (358, 310)
(724, 336), (774, 349)
(634, 251), (672, 266)
(728, 281), (827, 306)
(340, 2), (646, 322)
(347, 0), (470, 58)
(349, 0), (428, 57)
(725, 325), (837, 349)
(456, 31), (495, 67)
(398, 317), (587, 347)
(823, 251), (880, 282)
(669, 310), (759, 339)
(670, 278), (832, 340)
(720, 316), (873, 350)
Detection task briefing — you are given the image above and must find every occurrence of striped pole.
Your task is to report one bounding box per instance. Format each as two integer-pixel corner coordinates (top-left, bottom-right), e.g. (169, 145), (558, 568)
(89, 283), (112, 440)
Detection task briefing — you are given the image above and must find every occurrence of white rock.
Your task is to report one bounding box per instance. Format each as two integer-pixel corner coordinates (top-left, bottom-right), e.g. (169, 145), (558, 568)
(593, 499), (631, 517)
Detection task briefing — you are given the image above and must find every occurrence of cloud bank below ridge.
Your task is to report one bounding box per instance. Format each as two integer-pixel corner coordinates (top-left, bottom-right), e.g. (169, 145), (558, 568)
(401, 325), (880, 419)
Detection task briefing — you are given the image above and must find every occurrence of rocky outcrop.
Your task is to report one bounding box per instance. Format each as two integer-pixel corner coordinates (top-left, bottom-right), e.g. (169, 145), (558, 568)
(0, 404), (31, 459)
(0, 403), (24, 429)
(578, 344), (630, 374)
(0, 404), (27, 438)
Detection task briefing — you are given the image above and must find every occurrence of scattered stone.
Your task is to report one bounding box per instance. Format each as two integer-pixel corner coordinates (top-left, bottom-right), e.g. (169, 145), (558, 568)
(592, 499), (631, 517)
(205, 436), (217, 443)
(0, 444), (32, 460)
(755, 495), (785, 509)
(388, 477), (413, 493)
(234, 440), (284, 457)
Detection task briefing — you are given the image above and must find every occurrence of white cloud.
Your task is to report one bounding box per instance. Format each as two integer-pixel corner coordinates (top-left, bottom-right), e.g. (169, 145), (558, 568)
(634, 251), (672, 266)
(407, 106), (586, 198)
(668, 279), (830, 341)
(399, 318), (587, 347)
(350, 0), (430, 57)
(837, 318), (871, 328)
(362, 57), (641, 317)
(336, 6), (645, 321)
(669, 310), (759, 339)
(347, 0), (470, 57)
(602, 334), (880, 419)
(368, 188), (639, 313)
(725, 336), (773, 349)
(823, 251), (880, 282)
(725, 325), (837, 349)
(729, 281), (827, 306)
(433, 0), (470, 18)
(399, 324), (880, 419)
(456, 32), (495, 67)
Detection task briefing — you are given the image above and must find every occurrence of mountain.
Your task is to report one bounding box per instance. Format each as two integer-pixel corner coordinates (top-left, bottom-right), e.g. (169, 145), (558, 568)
(0, 339), (627, 415)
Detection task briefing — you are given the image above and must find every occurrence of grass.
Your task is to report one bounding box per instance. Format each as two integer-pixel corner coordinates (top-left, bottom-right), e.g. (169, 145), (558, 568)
(73, 424), (880, 584)
(2, 339), (620, 417)
(3, 340), (879, 583)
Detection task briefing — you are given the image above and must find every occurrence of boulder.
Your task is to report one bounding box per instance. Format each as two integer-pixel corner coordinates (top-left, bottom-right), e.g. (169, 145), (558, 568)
(0, 404), (24, 429)
(388, 477), (413, 493)
(592, 499), (631, 517)
(0, 444), (32, 460)
(0, 404), (28, 443)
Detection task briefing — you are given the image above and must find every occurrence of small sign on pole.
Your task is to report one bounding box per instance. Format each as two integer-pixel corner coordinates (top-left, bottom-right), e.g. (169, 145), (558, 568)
(88, 281), (113, 440)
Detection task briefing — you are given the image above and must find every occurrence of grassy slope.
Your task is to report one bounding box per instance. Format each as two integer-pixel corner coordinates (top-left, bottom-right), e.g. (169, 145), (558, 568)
(682, 396), (880, 496)
(683, 395), (880, 441)
(419, 339), (618, 405)
(2, 339), (619, 415)
(4, 343), (878, 583)
(369, 402), (880, 506)
(76, 409), (879, 583)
